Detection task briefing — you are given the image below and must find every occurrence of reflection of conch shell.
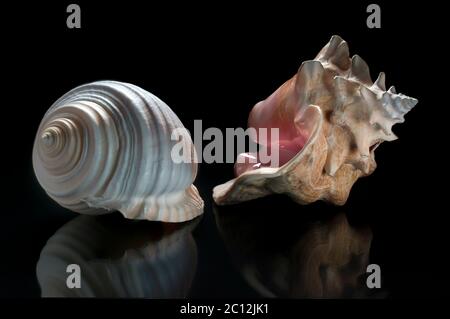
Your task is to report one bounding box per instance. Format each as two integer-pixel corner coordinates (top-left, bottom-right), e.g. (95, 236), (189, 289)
(36, 214), (199, 297)
(215, 203), (373, 298)
(289, 214), (372, 298)
(213, 35), (417, 205)
(33, 81), (203, 222)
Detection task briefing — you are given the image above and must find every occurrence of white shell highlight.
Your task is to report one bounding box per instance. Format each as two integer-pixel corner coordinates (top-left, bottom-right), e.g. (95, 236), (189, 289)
(33, 81), (203, 222)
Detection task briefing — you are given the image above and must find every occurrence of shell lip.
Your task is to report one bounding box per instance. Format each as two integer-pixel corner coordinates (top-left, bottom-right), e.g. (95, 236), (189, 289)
(212, 105), (324, 206)
(213, 105), (323, 205)
(234, 104), (324, 179)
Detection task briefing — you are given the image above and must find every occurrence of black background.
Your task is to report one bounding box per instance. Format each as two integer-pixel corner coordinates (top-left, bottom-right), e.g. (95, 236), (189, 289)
(1, 0), (447, 302)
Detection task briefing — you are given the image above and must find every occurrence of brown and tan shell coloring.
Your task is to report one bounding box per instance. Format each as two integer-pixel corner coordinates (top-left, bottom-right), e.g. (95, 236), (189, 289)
(213, 35), (418, 205)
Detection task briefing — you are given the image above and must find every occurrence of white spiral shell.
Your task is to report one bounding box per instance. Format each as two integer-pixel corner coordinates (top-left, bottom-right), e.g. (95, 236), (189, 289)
(33, 81), (204, 222)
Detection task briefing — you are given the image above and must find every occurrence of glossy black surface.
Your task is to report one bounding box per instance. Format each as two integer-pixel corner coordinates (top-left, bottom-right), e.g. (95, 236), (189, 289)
(1, 1), (446, 298)
(1, 179), (446, 298)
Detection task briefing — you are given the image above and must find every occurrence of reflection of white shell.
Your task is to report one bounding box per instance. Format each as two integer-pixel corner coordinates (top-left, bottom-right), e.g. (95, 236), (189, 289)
(36, 215), (199, 297)
(33, 81), (203, 222)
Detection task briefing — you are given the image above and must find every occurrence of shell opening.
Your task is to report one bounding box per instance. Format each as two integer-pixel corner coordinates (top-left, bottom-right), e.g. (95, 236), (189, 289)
(233, 135), (308, 176)
(234, 104), (319, 177)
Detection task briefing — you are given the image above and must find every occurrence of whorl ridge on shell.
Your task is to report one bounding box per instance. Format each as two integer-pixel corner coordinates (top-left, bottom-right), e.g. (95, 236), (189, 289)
(33, 81), (204, 222)
(213, 35), (418, 206)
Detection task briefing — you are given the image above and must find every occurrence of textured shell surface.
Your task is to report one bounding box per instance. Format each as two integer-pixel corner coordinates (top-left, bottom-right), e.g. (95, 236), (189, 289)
(213, 35), (418, 206)
(33, 81), (203, 222)
(36, 215), (198, 297)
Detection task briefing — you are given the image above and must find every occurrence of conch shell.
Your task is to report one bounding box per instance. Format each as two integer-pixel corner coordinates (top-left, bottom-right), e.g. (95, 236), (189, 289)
(33, 81), (203, 222)
(213, 35), (418, 205)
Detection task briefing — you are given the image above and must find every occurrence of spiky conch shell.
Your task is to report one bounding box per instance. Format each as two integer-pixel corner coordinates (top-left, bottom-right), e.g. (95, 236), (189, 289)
(33, 81), (204, 222)
(213, 35), (418, 205)
(36, 215), (198, 297)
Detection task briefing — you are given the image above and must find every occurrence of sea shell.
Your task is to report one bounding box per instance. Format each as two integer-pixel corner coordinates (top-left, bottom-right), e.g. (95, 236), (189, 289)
(215, 204), (373, 298)
(213, 35), (418, 205)
(33, 81), (203, 222)
(36, 214), (199, 297)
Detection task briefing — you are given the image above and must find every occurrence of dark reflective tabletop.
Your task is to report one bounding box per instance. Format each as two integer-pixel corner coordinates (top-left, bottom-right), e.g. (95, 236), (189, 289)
(3, 170), (442, 298)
